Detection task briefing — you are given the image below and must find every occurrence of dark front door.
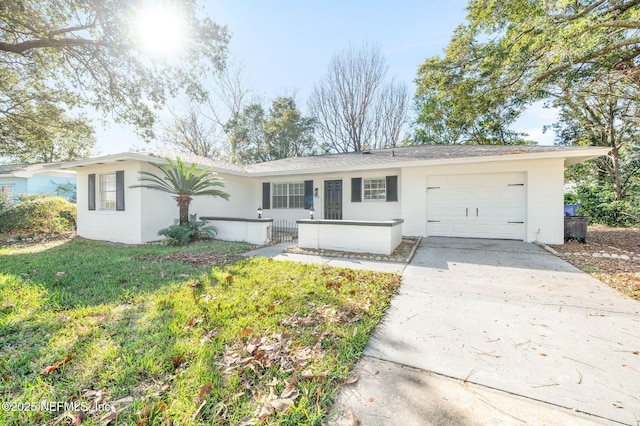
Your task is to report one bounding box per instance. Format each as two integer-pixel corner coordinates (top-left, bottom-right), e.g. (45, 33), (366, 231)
(324, 180), (343, 220)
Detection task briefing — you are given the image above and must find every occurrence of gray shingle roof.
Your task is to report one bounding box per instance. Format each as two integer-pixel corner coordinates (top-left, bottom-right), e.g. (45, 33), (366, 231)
(0, 162), (67, 176)
(57, 145), (609, 175)
(242, 145), (607, 174)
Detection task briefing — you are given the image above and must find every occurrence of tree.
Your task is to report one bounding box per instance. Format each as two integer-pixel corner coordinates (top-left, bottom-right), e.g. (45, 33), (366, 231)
(223, 97), (316, 163)
(131, 157), (229, 225)
(162, 58), (253, 159)
(1, 0), (229, 141)
(414, 0), (640, 145)
(162, 103), (222, 159)
(0, 104), (95, 162)
(262, 97), (316, 161)
(224, 103), (266, 164)
(308, 43), (409, 152)
(414, 52), (529, 145)
(552, 76), (640, 201)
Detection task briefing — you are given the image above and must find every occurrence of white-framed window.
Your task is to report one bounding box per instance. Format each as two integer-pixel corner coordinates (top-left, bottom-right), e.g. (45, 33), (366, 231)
(272, 182), (304, 209)
(0, 185), (14, 200)
(99, 173), (116, 210)
(363, 178), (386, 201)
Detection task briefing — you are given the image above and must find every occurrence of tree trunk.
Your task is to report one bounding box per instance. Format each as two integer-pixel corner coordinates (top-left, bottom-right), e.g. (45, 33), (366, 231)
(176, 195), (193, 225)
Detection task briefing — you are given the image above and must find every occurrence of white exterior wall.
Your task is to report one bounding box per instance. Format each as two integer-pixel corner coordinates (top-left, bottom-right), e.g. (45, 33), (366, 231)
(261, 170), (401, 222)
(78, 161), (258, 244)
(76, 161), (144, 244)
(206, 219), (272, 244)
(400, 158), (565, 244)
(298, 220), (403, 255)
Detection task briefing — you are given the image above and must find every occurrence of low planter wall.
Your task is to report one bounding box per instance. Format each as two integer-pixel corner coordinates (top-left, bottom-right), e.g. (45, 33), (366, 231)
(201, 217), (273, 245)
(297, 219), (404, 255)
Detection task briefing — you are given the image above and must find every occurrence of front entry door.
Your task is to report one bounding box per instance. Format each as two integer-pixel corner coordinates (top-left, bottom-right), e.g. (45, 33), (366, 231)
(324, 180), (343, 220)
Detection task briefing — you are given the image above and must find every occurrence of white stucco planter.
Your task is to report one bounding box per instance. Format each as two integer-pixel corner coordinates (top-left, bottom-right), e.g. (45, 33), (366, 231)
(297, 218), (403, 255)
(201, 217), (273, 245)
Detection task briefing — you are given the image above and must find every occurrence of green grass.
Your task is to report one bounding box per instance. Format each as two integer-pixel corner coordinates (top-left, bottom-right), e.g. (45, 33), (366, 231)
(0, 238), (401, 425)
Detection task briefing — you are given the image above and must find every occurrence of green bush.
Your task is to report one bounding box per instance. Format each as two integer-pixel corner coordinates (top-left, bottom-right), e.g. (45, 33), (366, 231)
(0, 192), (12, 212)
(0, 195), (77, 233)
(158, 214), (217, 246)
(569, 186), (640, 227)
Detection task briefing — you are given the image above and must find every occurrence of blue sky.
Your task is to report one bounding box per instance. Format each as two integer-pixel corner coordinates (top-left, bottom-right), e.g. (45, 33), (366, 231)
(96, 0), (557, 154)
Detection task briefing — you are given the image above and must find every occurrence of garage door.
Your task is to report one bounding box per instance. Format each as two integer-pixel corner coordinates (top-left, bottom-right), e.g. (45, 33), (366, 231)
(426, 172), (526, 240)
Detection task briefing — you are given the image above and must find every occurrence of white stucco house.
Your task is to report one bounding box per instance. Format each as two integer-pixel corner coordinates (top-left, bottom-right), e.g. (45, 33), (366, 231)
(52, 145), (608, 250)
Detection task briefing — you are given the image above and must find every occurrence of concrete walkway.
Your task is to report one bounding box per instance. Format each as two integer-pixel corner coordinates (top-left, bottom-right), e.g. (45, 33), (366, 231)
(244, 239), (640, 425)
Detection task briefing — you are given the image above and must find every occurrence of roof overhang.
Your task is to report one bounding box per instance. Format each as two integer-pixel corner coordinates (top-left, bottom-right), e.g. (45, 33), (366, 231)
(247, 147), (612, 177)
(46, 147), (610, 178)
(45, 152), (249, 177)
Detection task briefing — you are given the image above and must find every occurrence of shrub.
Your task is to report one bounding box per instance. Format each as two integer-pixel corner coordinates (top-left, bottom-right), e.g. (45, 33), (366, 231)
(0, 196), (77, 233)
(571, 186), (640, 227)
(158, 214), (217, 246)
(0, 192), (12, 212)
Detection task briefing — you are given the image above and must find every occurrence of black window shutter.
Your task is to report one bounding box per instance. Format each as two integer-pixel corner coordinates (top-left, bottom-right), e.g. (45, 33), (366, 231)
(386, 175), (398, 202)
(304, 180), (313, 209)
(116, 170), (125, 211)
(351, 178), (362, 202)
(88, 174), (96, 211)
(262, 182), (270, 209)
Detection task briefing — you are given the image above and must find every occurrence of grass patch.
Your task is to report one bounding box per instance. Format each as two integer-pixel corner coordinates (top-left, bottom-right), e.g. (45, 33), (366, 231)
(0, 239), (401, 425)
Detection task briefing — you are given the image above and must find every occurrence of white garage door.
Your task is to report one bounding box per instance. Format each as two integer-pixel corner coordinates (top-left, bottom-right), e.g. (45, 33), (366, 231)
(426, 172), (526, 240)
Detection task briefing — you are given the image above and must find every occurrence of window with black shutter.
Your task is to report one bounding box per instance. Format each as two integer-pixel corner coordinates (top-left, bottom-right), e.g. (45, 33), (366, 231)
(351, 178), (362, 202)
(386, 175), (398, 202)
(88, 174), (96, 211)
(304, 180), (313, 209)
(116, 170), (125, 211)
(262, 182), (270, 209)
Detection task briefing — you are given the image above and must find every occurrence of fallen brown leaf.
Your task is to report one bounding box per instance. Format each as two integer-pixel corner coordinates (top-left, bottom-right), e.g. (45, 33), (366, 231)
(269, 398), (294, 412)
(254, 404), (273, 420)
(280, 383), (299, 400)
(198, 383), (213, 402)
(172, 353), (185, 368)
(343, 375), (359, 385)
(40, 355), (73, 374)
(100, 407), (125, 425)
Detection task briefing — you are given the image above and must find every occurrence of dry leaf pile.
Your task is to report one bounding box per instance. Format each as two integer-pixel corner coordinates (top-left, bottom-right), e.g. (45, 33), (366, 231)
(551, 225), (640, 300)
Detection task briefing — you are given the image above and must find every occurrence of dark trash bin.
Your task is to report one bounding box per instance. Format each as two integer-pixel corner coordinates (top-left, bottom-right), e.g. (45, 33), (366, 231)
(564, 216), (589, 241)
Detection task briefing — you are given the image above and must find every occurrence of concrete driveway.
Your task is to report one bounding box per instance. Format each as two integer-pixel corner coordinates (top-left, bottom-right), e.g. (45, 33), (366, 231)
(333, 238), (640, 425)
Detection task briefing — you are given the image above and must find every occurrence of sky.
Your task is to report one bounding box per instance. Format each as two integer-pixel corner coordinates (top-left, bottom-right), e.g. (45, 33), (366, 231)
(95, 0), (557, 155)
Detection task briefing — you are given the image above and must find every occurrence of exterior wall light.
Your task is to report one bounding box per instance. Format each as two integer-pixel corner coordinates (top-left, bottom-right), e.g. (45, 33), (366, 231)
(309, 206), (315, 220)
(257, 206), (263, 219)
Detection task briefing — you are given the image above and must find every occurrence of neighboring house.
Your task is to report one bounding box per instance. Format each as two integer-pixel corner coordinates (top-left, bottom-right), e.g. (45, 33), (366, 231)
(0, 163), (76, 203)
(52, 145), (609, 245)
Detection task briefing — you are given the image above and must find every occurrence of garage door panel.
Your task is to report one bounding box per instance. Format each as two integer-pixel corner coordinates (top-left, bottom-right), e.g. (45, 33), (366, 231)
(426, 172), (526, 240)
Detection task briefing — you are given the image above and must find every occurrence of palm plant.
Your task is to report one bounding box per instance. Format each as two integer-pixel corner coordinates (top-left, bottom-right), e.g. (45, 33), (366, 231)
(131, 157), (230, 225)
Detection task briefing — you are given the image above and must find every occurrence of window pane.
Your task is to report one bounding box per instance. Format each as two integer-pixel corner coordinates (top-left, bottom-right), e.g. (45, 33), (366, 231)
(271, 181), (305, 209)
(100, 173), (116, 209)
(272, 183), (288, 209)
(288, 182), (304, 209)
(364, 178), (386, 200)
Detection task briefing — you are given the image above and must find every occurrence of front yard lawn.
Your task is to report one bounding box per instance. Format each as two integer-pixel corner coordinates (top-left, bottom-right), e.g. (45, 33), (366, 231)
(0, 238), (401, 425)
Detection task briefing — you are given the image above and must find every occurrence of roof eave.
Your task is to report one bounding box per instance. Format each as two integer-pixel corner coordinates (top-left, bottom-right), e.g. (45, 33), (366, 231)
(48, 152), (249, 177)
(248, 147), (612, 177)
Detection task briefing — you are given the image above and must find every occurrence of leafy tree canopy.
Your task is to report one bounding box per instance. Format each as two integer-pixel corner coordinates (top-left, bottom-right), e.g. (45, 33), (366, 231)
(414, 0), (640, 145)
(224, 97), (316, 164)
(0, 103), (96, 163)
(0, 0), (229, 147)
